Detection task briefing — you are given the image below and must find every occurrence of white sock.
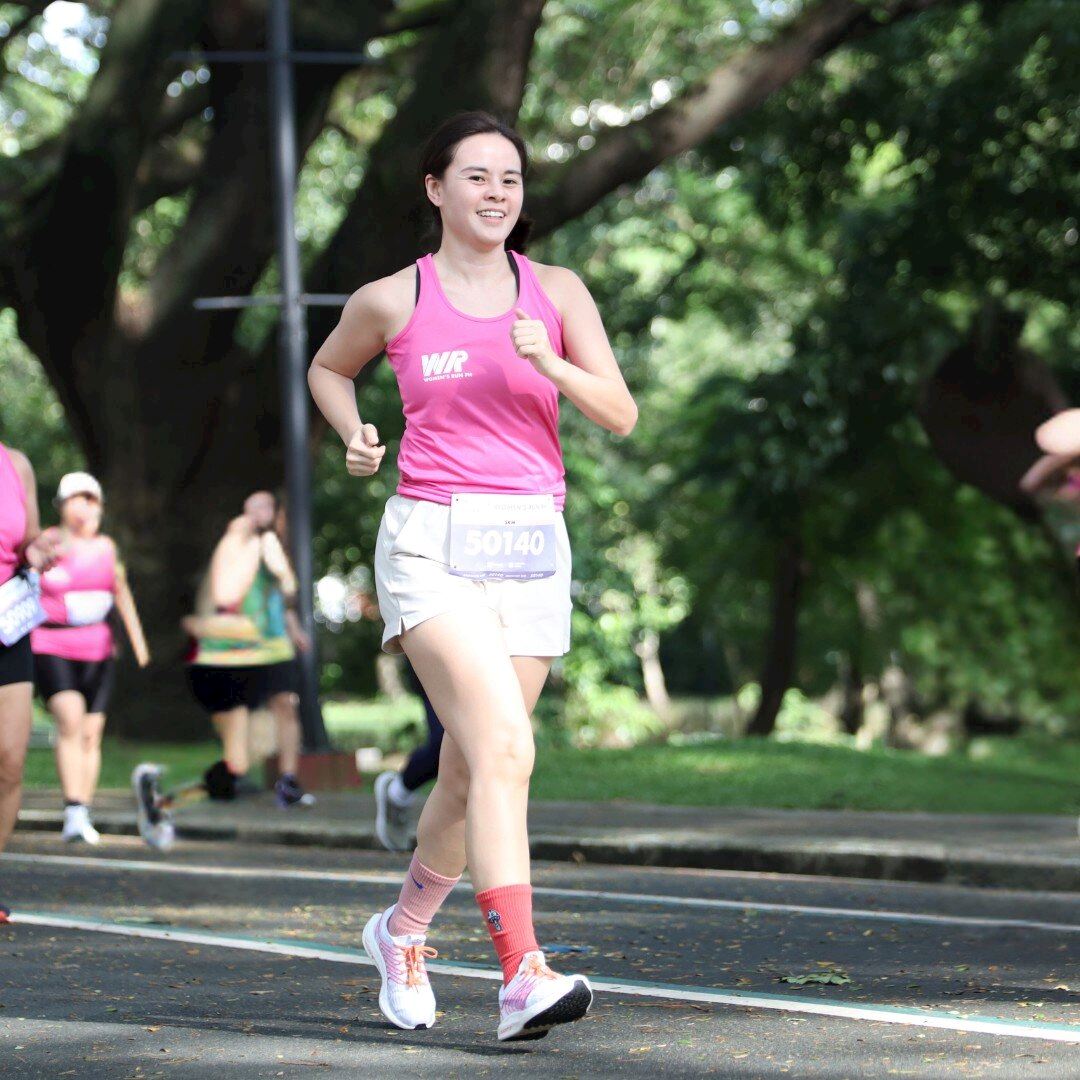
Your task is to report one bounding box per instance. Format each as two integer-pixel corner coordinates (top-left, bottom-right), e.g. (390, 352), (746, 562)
(387, 774), (415, 807)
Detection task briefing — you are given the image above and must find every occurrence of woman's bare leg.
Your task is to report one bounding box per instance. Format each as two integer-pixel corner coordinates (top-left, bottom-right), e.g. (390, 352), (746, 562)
(50, 690), (89, 803)
(81, 712), (106, 806)
(400, 609), (551, 891)
(0, 681), (32, 851)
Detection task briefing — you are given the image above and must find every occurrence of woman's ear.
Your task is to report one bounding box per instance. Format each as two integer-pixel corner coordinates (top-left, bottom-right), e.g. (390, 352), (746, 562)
(424, 174), (442, 207)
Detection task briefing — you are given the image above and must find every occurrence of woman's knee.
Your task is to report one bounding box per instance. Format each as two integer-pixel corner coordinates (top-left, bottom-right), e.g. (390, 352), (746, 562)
(472, 726), (535, 785)
(0, 747), (27, 787)
(437, 753), (471, 804)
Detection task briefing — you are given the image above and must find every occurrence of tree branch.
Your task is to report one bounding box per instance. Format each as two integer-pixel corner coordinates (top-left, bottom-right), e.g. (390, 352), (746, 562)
(134, 134), (204, 208)
(528, 0), (957, 238)
(308, 0), (547, 304)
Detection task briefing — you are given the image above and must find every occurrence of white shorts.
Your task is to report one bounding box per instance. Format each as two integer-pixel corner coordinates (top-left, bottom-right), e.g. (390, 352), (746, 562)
(374, 495), (572, 657)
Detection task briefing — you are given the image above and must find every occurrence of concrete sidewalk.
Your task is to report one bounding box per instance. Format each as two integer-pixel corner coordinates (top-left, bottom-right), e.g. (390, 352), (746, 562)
(17, 789), (1080, 892)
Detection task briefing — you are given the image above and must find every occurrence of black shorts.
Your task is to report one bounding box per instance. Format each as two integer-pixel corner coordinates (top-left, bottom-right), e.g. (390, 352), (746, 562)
(262, 659), (299, 700)
(187, 663), (271, 715)
(0, 634), (33, 688)
(34, 653), (116, 713)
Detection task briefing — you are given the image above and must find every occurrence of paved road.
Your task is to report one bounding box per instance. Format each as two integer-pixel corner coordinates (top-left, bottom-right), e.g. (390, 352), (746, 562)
(2, 833), (1078, 1077)
(19, 789), (1080, 889)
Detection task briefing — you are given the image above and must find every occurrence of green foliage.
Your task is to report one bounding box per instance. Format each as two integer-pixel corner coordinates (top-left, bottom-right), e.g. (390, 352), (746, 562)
(0, 310), (84, 497)
(5, 0), (1080, 744)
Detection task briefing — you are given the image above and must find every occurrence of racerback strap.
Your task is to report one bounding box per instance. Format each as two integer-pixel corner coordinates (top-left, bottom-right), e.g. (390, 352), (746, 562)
(415, 251), (520, 303)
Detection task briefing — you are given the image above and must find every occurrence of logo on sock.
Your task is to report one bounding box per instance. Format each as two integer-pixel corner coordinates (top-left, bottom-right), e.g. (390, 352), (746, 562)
(410, 873), (425, 890)
(486, 909), (504, 933)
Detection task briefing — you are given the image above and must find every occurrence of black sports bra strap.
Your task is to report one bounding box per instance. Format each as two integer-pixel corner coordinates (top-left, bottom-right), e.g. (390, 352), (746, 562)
(507, 249), (520, 296)
(414, 251), (520, 304)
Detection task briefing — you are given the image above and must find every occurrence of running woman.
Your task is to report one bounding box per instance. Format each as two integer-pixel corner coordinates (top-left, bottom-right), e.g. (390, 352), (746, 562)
(31, 472), (150, 844)
(0, 442), (61, 920)
(308, 111), (637, 1041)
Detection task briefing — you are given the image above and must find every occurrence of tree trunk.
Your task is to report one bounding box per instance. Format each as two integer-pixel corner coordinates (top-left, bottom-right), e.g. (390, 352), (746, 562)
(635, 629), (672, 722)
(375, 654), (407, 700)
(838, 652), (864, 736)
(747, 528), (805, 737)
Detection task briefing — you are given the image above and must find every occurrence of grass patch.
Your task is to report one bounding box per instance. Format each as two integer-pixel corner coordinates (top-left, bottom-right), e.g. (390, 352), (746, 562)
(23, 740), (223, 792)
(528, 737), (1080, 813)
(21, 731), (1080, 814)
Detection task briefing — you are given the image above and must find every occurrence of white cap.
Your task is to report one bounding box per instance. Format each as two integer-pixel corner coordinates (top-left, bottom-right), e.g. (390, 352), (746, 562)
(55, 471), (103, 504)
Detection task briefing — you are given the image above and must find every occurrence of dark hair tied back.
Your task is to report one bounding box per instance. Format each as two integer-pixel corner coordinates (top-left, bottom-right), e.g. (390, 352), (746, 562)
(418, 111), (533, 253)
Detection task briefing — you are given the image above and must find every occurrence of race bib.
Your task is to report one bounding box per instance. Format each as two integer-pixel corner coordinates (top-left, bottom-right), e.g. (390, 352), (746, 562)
(449, 494), (557, 580)
(64, 589), (114, 627)
(0, 571), (46, 646)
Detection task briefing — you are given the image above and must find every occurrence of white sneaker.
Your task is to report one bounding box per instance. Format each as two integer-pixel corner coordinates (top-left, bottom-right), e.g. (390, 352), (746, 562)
(362, 905), (437, 1030)
(131, 764), (176, 852)
(61, 804), (100, 845)
(373, 771), (413, 852)
(498, 950), (593, 1041)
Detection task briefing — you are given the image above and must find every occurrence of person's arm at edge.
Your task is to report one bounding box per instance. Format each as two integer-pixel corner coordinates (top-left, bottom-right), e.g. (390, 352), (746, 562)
(10, 450), (40, 560)
(1036, 410), (1080, 457)
(1019, 453), (1073, 496)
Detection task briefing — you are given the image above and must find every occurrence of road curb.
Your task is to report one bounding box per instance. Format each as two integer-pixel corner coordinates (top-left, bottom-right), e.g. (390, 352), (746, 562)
(16, 810), (1080, 892)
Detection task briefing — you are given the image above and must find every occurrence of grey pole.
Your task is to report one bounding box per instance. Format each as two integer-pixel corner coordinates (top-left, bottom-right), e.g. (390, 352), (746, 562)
(267, 0), (330, 750)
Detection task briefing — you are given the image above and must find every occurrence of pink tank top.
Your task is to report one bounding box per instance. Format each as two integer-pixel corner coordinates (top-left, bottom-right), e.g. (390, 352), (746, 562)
(386, 251), (566, 508)
(0, 444), (27, 586)
(31, 536), (116, 662)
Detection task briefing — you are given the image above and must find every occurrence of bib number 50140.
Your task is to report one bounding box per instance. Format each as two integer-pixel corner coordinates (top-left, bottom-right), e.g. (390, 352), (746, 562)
(449, 494), (557, 580)
(462, 528), (547, 558)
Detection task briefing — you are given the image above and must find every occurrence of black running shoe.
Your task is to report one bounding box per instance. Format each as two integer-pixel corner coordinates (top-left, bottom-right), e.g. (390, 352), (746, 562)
(275, 773), (315, 808)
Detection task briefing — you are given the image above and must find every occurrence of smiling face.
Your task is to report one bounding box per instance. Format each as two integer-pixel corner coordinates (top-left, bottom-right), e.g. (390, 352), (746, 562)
(61, 493), (102, 535)
(425, 132), (524, 249)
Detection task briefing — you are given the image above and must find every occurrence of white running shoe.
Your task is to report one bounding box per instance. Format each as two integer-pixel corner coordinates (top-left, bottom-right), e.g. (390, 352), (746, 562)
(61, 804), (100, 845)
(131, 764), (176, 852)
(362, 905), (437, 1030)
(373, 770), (412, 852)
(497, 950), (593, 1042)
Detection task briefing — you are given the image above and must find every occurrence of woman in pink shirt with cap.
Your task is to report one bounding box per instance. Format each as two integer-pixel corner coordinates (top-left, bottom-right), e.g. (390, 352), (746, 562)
(0, 442), (61, 921)
(31, 472), (149, 844)
(309, 112), (637, 1042)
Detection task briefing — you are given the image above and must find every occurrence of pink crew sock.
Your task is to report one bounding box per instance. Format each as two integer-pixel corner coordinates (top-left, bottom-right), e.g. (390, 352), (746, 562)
(475, 883), (540, 983)
(387, 855), (461, 938)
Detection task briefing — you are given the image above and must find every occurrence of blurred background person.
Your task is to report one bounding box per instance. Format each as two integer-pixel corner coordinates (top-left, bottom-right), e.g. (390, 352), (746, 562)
(1, 442), (61, 916)
(182, 491), (312, 807)
(31, 472), (149, 844)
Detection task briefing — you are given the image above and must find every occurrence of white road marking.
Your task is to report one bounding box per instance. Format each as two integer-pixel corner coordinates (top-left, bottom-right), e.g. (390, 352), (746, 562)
(12, 910), (1080, 1044)
(6, 851), (1080, 934)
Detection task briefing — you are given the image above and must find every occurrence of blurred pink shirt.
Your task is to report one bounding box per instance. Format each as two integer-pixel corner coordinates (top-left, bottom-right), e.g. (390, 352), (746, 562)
(31, 536), (116, 662)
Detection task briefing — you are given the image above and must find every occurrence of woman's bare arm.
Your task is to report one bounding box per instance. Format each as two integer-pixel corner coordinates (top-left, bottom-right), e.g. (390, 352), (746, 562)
(111, 546), (151, 667)
(1019, 453), (1074, 495)
(208, 517), (262, 610)
(523, 267), (637, 437)
(10, 449), (61, 570)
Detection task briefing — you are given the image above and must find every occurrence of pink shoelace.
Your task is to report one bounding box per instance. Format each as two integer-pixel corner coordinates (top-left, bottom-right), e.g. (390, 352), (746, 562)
(402, 944), (438, 988)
